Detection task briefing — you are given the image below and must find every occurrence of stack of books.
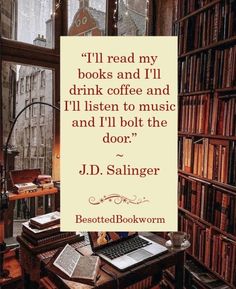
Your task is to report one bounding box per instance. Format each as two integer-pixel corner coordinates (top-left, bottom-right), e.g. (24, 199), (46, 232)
(36, 175), (54, 189)
(21, 212), (81, 248)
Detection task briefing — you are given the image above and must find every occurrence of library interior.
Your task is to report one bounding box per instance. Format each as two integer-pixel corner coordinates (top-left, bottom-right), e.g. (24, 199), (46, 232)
(0, 0), (235, 288)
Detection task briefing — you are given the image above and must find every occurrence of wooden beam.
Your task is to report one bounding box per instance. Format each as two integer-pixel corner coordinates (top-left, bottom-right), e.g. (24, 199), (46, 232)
(1, 39), (59, 67)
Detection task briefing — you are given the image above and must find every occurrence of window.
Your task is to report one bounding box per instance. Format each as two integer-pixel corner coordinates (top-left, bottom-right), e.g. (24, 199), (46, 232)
(1, 0), (152, 233)
(24, 158), (30, 169)
(26, 76), (30, 92)
(25, 100), (30, 119)
(82, 17), (88, 24)
(31, 126), (37, 146)
(24, 147), (29, 158)
(1, 0), (54, 48)
(40, 126), (45, 145)
(68, 1), (150, 37)
(31, 157), (37, 169)
(32, 98), (37, 117)
(40, 96), (45, 115)
(31, 74), (37, 91)
(1, 1), (61, 231)
(118, 0), (148, 36)
(2, 62), (54, 180)
(41, 71), (46, 88)
(68, 0), (107, 36)
(20, 78), (24, 94)
(24, 127), (29, 144)
(39, 158), (45, 173)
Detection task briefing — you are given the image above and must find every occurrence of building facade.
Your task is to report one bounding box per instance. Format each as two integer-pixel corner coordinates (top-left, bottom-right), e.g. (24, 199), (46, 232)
(68, 0), (147, 36)
(68, 0), (105, 36)
(14, 64), (53, 175)
(14, 19), (54, 175)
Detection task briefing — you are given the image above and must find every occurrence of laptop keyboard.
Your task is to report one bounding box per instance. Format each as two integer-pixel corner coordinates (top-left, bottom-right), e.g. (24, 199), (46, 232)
(98, 236), (151, 260)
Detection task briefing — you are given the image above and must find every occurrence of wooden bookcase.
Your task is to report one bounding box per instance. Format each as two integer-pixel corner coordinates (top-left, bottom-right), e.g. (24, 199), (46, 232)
(174, 0), (236, 288)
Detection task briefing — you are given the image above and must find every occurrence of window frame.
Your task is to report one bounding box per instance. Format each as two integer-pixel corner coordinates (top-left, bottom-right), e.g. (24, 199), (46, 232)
(0, 0), (66, 179)
(0, 0), (154, 178)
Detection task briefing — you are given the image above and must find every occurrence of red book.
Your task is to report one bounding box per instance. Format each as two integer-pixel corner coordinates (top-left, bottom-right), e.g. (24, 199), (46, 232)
(220, 193), (230, 231)
(204, 228), (211, 267)
(214, 190), (222, 228)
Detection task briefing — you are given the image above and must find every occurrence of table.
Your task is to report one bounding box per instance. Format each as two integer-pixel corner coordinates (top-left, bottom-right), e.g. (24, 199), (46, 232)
(8, 188), (58, 201)
(39, 233), (185, 289)
(3, 187), (58, 237)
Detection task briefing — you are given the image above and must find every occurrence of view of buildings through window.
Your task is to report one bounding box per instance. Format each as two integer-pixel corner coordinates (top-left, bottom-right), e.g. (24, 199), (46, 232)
(1, 0), (148, 225)
(68, 0), (147, 36)
(1, 0), (148, 174)
(13, 64), (53, 175)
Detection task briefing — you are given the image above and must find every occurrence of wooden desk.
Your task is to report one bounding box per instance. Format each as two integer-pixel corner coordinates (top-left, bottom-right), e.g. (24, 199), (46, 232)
(8, 187), (58, 201)
(16, 234), (84, 289)
(3, 188), (58, 237)
(40, 233), (185, 289)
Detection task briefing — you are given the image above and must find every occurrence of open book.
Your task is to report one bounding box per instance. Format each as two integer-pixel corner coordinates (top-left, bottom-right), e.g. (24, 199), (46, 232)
(52, 244), (100, 285)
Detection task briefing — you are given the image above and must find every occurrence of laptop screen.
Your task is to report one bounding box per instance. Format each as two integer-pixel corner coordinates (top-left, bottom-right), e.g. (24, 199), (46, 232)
(89, 232), (136, 249)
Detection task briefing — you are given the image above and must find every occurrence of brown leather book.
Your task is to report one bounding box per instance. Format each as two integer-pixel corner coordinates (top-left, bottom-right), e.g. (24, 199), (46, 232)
(191, 180), (197, 215)
(30, 211), (60, 229)
(197, 144), (204, 177)
(210, 96), (219, 135)
(204, 228), (211, 267)
(196, 182), (202, 217)
(220, 193), (230, 231)
(22, 231), (76, 246)
(17, 234), (84, 254)
(22, 221), (60, 240)
(207, 144), (214, 179)
(193, 143), (199, 175)
(203, 138), (209, 177)
(214, 190), (222, 228)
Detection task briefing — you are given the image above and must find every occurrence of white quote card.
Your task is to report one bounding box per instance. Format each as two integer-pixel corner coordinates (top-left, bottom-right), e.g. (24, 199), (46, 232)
(61, 37), (178, 231)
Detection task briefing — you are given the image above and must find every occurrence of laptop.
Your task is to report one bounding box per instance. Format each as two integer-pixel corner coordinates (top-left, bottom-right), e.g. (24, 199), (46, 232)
(88, 232), (168, 271)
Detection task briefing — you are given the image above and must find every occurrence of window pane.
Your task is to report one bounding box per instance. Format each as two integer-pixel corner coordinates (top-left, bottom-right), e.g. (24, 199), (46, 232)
(2, 62), (54, 176)
(1, 0), (54, 48)
(68, 0), (107, 36)
(3, 62), (55, 235)
(118, 0), (148, 36)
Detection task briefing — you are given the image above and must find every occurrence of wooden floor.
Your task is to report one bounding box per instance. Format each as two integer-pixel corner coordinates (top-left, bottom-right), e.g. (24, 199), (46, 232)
(0, 250), (22, 289)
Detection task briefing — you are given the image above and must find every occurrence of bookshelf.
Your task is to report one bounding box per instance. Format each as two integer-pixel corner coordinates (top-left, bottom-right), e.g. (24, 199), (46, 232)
(174, 0), (236, 288)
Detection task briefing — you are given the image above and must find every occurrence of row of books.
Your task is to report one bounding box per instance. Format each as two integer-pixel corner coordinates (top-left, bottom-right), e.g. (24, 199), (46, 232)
(179, 94), (211, 134)
(179, 94), (236, 136)
(179, 214), (236, 286)
(175, 0), (236, 54)
(212, 95), (236, 136)
(178, 175), (236, 234)
(185, 259), (232, 289)
(213, 46), (236, 89)
(178, 137), (236, 185)
(178, 45), (236, 93)
(177, 0), (218, 19)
